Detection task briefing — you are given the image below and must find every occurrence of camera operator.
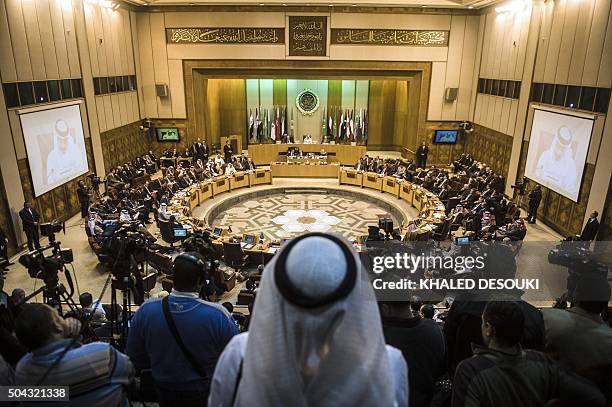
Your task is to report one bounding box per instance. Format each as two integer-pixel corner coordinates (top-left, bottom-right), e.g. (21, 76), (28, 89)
(14, 303), (134, 406)
(0, 271), (26, 366)
(19, 201), (40, 251)
(76, 180), (90, 219)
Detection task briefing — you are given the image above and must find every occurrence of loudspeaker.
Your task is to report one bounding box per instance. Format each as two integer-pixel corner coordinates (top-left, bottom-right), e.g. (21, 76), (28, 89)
(155, 83), (169, 98)
(444, 87), (458, 102)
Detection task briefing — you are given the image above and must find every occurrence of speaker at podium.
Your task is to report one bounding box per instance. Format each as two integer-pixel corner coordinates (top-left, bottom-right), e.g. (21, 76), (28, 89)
(221, 135), (243, 157)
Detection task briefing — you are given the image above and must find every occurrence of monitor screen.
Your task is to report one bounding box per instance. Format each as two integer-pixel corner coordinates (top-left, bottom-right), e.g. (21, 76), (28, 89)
(213, 227), (222, 236)
(156, 127), (180, 142)
(524, 109), (593, 202)
(244, 234), (255, 244)
(455, 236), (470, 246)
(433, 129), (458, 144)
(173, 228), (187, 238)
(20, 103), (89, 197)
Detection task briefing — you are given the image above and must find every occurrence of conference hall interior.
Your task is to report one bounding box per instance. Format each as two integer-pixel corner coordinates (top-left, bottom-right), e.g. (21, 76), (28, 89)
(0, 0), (610, 405)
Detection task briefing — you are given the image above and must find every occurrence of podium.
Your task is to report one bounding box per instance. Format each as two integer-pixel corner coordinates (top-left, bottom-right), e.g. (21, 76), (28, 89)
(221, 135), (243, 155)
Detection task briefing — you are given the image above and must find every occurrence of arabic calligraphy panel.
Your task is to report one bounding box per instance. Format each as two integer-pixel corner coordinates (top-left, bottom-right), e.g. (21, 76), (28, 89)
(331, 29), (449, 47)
(288, 16), (327, 57)
(166, 28), (285, 44)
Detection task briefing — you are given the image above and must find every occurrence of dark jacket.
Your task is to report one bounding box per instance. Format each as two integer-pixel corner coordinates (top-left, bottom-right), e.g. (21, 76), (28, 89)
(581, 218), (600, 241)
(383, 316), (446, 407)
(18, 207), (39, 232)
(528, 189), (542, 208)
(453, 345), (605, 407)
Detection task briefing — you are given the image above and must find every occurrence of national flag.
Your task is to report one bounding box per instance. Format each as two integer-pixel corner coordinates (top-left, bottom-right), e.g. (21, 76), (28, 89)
(248, 109), (254, 142)
(281, 107), (286, 137)
(349, 109), (354, 142)
(270, 108), (277, 141)
(363, 109), (368, 143)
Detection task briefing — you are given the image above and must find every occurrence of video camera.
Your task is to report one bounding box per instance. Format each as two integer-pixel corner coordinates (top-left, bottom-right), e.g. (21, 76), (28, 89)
(510, 177), (529, 196)
(87, 172), (103, 189)
(18, 219), (73, 292)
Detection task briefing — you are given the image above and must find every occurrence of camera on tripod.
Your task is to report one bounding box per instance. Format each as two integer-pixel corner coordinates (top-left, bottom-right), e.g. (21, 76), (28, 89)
(87, 172), (103, 189)
(19, 220), (73, 282)
(510, 177), (529, 196)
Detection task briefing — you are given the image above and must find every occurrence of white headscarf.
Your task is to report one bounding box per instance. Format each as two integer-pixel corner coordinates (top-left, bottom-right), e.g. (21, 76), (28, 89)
(233, 233), (395, 407)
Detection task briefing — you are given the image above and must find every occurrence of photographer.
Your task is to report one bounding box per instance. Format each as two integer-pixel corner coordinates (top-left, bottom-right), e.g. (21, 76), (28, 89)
(14, 303), (134, 406)
(76, 180), (90, 219)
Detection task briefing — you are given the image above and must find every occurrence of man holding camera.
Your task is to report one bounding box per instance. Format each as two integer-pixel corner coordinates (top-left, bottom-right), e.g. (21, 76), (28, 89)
(19, 202), (40, 251)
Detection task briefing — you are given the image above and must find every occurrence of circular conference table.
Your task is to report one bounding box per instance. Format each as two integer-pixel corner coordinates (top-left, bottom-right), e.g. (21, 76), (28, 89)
(166, 165), (447, 245)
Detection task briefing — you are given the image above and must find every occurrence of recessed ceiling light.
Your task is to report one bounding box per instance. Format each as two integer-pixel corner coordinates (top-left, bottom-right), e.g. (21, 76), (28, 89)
(421, 4), (427, 7)
(328, 3), (334, 6)
(468, 5), (474, 8)
(282, 2), (287, 5)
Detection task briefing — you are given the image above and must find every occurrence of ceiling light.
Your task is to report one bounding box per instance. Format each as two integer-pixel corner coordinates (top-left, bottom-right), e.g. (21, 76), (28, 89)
(421, 4), (427, 7)
(328, 3), (334, 6)
(351, 3), (357, 5)
(282, 2), (287, 5)
(495, 0), (530, 13)
(468, 5), (474, 8)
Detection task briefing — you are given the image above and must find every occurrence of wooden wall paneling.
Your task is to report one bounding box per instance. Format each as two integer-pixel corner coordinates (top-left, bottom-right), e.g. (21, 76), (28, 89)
(167, 59), (186, 118)
(474, 94), (483, 124)
(555, 0), (580, 84)
(489, 13), (504, 78)
(428, 61), (446, 121)
(206, 79), (220, 146)
(480, 13), (493, 77)
(102, 95), (113, 129)
(0, 171), (18, 254)
(498, 13), (513, 80)
(442, 15), (465, 121)
(130, 11), (144, 118)
(506, 13), (520, 80)
(100, 121), (151, 170)
(123, 9), (135, 74)
(49, 0), (70, 78)
(61, 0), (80, 78)
(96, 97), (107, 132)
(393, 81), (408, 147)
(149, 12), (172, 117)
(101, 8), (115, 76)
(597, 7), (612, 87)
(136, 12), (158, 118)
(366, 80), (383, 147)
(91, 4), (106, 77)
(5, 0), (33, 81)
(219, 79), (247, 146)
(469, 15), (485, 121)
(500, 98), (511, 135)
(582, 0), (610, 85)
(131, 92), (140, 124)
(21, 0), (46, 80)
(486, 94), (495, 129)
(457, 15), (478, 120)
(111, 94), (121, 128)
(568, 0), (596, 84)
(0, 1), (17, 82)
(119, 92), (129, 126)
(533, 1), (554, 83)
(36, 0), (59, 79)
(83, 3), (99, 77)
(493, 97), (503, 132)
(542, 0), (566, 83)
(118, 9), (129, 75)
(513, 10), (531, 80)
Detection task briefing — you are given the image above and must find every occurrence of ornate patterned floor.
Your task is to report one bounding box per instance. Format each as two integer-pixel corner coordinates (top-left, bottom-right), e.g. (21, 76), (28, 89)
(210, 192), (398, 240)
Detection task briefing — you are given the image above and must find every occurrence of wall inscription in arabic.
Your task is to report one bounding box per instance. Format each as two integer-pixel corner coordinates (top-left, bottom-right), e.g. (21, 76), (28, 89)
(166, 28), (285, 44)
(330, 29), (449, 46)
(288, 16), (327, 57)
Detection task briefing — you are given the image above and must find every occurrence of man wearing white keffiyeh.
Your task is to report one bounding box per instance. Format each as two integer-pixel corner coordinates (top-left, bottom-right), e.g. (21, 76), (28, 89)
(208, 233), (408, 407)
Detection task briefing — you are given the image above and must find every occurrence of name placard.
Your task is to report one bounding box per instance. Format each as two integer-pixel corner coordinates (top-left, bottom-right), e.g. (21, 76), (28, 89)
(288, 16), (327, 56)
(331, 29), (449, 46)
(166, 28), (285, 44)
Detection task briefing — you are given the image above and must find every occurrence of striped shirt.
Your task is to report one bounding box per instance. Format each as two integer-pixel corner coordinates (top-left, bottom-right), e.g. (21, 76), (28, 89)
(15, 339), (134, 406)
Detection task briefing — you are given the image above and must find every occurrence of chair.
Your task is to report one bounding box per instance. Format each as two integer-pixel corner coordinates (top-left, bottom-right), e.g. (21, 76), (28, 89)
(223, 242), (248, 274)
(158, 219), (182, 248)
(433, 219), (451, 241)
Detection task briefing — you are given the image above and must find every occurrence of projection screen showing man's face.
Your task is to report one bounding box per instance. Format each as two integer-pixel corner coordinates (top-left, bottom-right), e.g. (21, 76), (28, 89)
(20, 104), (89, 197)
(524, 109), (594, 202)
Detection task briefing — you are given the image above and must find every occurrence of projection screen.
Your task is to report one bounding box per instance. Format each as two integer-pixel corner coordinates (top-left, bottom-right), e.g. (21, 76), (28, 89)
(20, 104), (89, 197)
(524, 108), (594, 202)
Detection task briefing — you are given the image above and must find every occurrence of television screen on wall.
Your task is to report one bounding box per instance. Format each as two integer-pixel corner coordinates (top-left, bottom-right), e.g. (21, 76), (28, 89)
(20, 103), (89, 197)
(433, 129), (458, 144)
(156, 127), (180, 142)
(524, 108), (594, 202)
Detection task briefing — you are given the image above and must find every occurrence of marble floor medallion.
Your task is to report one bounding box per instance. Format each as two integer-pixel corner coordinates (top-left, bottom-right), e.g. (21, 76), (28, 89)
(210, 193), (397, 240)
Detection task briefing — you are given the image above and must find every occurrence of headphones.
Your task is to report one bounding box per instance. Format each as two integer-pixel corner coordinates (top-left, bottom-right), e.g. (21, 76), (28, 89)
(174, 252), (207, 286)
(274, 233), (357, 308)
